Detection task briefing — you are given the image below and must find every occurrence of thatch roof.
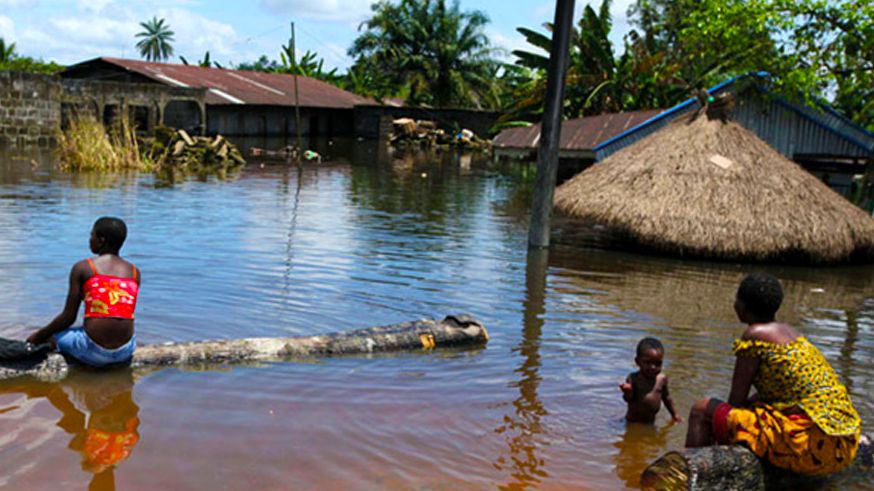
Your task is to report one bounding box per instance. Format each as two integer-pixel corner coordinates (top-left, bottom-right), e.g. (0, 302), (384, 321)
(553, 112), (874, 263)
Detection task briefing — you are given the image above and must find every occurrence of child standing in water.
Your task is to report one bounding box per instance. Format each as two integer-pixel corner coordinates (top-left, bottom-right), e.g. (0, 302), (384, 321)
(27, 217), (140, 367)
(620, 337), (682, 423)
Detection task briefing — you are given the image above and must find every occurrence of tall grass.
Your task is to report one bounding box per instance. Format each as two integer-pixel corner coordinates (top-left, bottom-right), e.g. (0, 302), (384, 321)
(56, 116), (163, 172)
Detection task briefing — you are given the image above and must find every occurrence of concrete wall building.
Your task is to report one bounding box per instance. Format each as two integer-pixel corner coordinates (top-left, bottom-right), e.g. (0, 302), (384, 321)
(0, 69), (203, 148)
(61, 58), (371, 138)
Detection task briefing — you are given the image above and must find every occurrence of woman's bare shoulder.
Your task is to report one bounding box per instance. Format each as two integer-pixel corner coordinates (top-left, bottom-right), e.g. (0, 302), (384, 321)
(741, 323), (798, 344)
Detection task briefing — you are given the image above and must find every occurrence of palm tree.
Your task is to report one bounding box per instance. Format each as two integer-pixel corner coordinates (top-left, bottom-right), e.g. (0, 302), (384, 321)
(505, 0), (682, 122)
(135, 17), (175, 62)
(349, 0), (500, 109)
(0, 38), (16, 63)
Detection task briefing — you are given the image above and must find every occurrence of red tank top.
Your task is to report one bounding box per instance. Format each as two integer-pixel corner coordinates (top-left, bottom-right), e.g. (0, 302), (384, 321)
(83, 259), (139, 319)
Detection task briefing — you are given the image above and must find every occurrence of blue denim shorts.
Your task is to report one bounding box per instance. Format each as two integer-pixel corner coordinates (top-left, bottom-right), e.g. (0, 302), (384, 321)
(54, 327), (135, 367)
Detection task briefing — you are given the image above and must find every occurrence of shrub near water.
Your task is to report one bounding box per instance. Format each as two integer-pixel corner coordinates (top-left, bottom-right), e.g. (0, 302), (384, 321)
(56, 118), (246, 179)
(57, 117), (159, 172)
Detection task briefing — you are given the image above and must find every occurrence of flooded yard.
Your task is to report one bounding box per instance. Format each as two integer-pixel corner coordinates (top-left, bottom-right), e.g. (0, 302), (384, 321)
(0, 140), (871, 490)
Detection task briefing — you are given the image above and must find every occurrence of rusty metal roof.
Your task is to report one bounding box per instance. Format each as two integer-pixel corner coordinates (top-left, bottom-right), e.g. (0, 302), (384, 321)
(90, 57), (373, 109)
(493, 110), (662, 152)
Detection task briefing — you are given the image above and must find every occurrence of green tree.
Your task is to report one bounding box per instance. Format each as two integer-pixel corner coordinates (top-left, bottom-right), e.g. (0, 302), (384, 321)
(235, 47), (341, 85)
(180, 51), (222, 68)
(0, 38), (15, 63)
(629, 0), (874, 130)
(235, 55), (280, 72)
(279, 45), (339, 82)
(504, 0), (682, 122)
(0, 37), (63, 74)
(135, 17), (175, 62)
(348, 0), (500, 109)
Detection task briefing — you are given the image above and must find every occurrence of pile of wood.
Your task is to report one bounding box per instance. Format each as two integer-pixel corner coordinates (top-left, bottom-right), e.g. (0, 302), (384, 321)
(390, 118), (490, 151)
(144, 126), (246, 175)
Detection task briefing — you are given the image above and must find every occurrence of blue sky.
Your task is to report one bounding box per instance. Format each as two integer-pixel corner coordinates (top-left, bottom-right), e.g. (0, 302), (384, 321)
(0, 0), (635, 69)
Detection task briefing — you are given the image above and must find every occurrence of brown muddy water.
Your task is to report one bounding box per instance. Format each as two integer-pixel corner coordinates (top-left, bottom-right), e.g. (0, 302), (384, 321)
(0, 140), (872, 490)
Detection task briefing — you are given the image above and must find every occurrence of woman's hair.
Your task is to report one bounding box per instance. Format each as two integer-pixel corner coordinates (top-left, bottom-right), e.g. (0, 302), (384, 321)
(737, 272), (783, 320)
(636, 337), (664, 357)
(93, 216), (127, 251)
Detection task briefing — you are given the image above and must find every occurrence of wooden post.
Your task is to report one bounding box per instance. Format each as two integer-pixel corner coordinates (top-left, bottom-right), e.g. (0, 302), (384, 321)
(527, 0), (575, 249)
(860, 153), (874, 212)
(291, 22), (303, 163)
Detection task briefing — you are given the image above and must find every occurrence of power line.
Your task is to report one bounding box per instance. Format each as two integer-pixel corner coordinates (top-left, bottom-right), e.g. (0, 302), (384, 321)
(295, 24), (350, 63)
(234, 23), (286, 46)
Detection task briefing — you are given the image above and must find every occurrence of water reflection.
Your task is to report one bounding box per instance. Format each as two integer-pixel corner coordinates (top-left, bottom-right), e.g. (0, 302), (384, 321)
(1, 140), (873, 489)
(548, 245), (874, 329)
(0, 370), (139, 490)
(612, 422), (673, 489)
(495, 249), (550, 490)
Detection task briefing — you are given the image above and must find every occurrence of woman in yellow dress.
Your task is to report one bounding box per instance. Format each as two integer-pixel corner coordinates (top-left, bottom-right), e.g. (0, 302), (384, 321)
(685, 272), (861, 476)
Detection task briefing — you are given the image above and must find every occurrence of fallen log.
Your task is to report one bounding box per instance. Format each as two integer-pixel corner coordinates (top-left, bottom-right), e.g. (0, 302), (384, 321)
(640, 435), (874, 490)
(0, 315), (488, 382)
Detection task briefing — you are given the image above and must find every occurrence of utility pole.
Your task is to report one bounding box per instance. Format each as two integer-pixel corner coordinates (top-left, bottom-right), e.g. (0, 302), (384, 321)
(291, 22), (303, 163)
(527, 0), (575, 249)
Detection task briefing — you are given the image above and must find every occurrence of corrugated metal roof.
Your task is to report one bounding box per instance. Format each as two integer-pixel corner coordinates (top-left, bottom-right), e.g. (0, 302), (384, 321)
(91, 57), (373, 109)
(595, 72), (874, 159)
(493, 110), (662, 152)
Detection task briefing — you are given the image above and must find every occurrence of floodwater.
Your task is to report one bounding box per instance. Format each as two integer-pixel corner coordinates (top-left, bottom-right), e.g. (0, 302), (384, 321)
(0, 140), (872, 490)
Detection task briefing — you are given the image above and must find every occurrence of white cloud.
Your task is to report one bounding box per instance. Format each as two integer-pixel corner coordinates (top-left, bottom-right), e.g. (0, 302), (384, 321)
(50, 15), (137, 45)
(9, 2), (254, 65)
(77, 0), (113, 14)
(487, 28), (532, 63)
(259, 0), (376, 23)
(0, 16), (15, 41)
(0, 0), (37, 7)
(155, 7), (239, 60)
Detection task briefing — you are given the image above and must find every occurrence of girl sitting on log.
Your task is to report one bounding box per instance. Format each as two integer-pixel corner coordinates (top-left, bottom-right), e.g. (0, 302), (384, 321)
(685, 272), (861, 476)
(27, 217), (140, 368)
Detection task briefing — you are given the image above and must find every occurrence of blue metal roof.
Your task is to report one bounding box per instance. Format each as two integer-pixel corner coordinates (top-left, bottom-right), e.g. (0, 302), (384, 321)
(592, 72), (874, 156)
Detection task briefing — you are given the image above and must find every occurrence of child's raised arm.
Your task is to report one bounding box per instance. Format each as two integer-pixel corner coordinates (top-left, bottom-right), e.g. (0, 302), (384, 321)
(619, 375), (633, 403)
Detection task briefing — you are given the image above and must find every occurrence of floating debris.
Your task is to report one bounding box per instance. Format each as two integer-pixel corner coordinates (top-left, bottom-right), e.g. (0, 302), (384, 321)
(143, 126), (246, 176)
(390, 118), (490, 151)
(249, 146), (323, 163)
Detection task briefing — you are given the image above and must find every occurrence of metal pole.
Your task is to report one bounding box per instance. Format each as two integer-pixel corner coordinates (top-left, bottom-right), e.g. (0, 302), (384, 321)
(527, 0), (575, 249)
(291, 22), (303, 163)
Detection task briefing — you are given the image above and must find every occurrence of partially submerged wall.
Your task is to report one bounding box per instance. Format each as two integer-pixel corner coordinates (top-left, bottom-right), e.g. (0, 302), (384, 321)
(0, 71), (61, 148)
(61, 79), (206, 134)
(0, 71), (207, 149)
(207, 106), (354, 137)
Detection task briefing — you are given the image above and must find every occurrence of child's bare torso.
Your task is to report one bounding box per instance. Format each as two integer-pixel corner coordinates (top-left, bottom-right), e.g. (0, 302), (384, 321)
(624, 371), (668, 423)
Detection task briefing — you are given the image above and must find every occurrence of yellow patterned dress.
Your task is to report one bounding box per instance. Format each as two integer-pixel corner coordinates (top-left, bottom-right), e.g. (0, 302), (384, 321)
(716, 337), (861, 475)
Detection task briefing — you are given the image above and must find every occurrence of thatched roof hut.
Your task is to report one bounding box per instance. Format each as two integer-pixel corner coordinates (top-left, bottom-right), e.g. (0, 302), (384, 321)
(553, 110), (874, 263)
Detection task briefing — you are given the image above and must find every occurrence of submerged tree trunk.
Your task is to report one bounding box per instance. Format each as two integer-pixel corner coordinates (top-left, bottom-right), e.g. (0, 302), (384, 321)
(641, 435), (874, 490)
(0, 315), (488, 382)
